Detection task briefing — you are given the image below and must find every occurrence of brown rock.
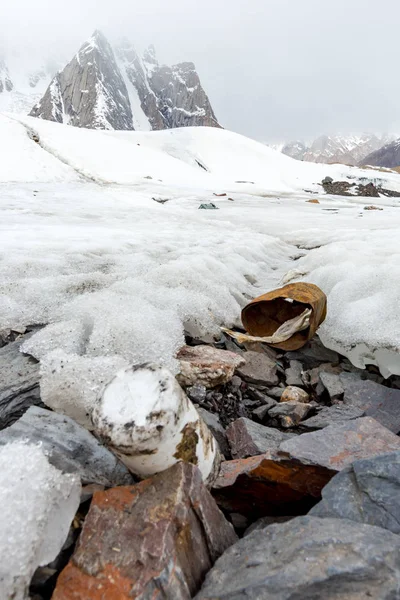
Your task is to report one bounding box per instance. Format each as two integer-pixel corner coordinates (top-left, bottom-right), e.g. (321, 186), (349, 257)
(280, 416), (400, 471)
(53, 462), (237, 600)
(212, 452), (334, 519)
(226, 418), (294, 459)
(236, 351), (278, 386)
(306, 199), (320, 204)
(177, 345), (245, 388)
(280, 386), (309, 403)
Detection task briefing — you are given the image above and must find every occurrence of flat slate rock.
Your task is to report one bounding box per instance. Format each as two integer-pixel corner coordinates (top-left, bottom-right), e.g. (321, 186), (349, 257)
(279, 416), (400, 471)
(300, 404), (365, 430)
(197, 407), (230, 458)
(53, 462), (237, 600)
(310, 450), (400, 534)
(177, 345), (245, 388)
(195, 516), (400, 600)
(341, 372), (400, 433)
(226, 417), (294, 459)
(0, 336), (41, 430)
(236, 351), (279, 386)
(0, 406), (133, 487)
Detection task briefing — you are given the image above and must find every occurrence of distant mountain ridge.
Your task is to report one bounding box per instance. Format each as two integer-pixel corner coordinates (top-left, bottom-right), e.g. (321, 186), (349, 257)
(0, 30), (220, 132)
(273, 133), (396, 166)
(362, 138), (400, 169)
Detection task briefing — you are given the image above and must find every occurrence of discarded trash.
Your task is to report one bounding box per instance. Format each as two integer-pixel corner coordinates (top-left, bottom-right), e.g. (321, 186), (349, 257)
(306, 199), (320, 204)
(92, 363), (221, 486)
(229, 282), (327, 351)
(364, 205), (383, 211)
(199, 203), (219, 210)
(213, 193), (227, 197)
(222, 308), (312, 345)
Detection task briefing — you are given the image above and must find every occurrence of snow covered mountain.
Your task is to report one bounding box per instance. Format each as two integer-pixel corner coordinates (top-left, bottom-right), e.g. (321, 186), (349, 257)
(277, 134), (394, 166)
(29, 30), (220, 131)
(30, 31), (133, 130)
(362, 138), (400, 169)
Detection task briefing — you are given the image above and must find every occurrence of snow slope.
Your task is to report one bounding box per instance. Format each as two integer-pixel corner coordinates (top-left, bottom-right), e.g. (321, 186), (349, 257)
(1, 114), (400, 390)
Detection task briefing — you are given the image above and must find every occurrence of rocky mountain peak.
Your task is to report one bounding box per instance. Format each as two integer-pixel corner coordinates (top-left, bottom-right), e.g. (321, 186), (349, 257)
(362, 138), (400, 169)
(30, 30), (133, 130)
(29, 32), (220, 132)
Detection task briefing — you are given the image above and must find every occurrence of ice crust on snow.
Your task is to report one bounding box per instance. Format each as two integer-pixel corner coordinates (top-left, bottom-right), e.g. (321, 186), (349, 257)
(0, 441), (80, 600)
(0, 114), (400, 387)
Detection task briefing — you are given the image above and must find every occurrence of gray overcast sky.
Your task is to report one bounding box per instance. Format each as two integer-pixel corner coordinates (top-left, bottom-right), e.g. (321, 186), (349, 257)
(1, 0), (400, 141)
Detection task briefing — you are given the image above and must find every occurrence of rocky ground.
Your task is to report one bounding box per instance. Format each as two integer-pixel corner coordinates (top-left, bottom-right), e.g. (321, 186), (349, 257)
(2, 326), (400, 599)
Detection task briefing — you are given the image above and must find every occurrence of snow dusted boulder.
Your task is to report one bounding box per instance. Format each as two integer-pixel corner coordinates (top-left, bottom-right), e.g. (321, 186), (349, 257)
(92, 363), (221, 485)
(0, 406), (133, 487)
(0, 441), (80, 600)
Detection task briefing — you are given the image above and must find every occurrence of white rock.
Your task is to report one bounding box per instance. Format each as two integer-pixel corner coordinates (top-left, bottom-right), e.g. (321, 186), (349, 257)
(92, 363), (221, 485)
(0, 441), (81, 600)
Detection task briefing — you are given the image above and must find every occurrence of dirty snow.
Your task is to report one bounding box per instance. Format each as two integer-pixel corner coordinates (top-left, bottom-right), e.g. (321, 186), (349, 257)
(0, 441), (80, 600)
(0, 113), (400, 390)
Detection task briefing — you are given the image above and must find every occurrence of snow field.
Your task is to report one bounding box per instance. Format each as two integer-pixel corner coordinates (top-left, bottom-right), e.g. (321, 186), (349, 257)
(0, 114), (399, 425)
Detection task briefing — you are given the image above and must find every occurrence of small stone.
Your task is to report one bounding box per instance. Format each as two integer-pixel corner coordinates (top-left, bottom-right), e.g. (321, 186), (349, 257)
(195, 517), (400, 600)
(187, 384), (207, 404)
(310, 451), (400, 534)
(196, 407), (230, 458)
(280, 417), (400, 471)
(267, 386), (284, 399)
(252, 405), (272, 422)
(177, 345), (245, 388)
(236, 351), (278, 386)
(230, 375), (242, 390)
(53, 463), (237, 600)
(280, 385), (310, 403)
(340, 373), (400, 433)
(284, 360), (303, 387)
(269, 401), (312, 428)
(319, 371), (344, 402)
(300, 404), (365, 430)
(226, 418), (294, 459)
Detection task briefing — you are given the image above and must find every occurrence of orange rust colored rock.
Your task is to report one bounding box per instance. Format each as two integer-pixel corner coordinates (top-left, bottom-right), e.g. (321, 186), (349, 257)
(241, 282), (327, 351)
(52, 462), (237, 600)
(307, 199), (320, 204)
(212, 452), (334, 519)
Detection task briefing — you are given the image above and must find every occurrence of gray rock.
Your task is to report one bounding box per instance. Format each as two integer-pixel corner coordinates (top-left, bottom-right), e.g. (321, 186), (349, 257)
(284, 360), (303, 387)
(0, 337), (41, 430)
(0, 406), (133, 486)
(226, 418), (294, 459)
(269, 401), (312, 428)
(280, 417), (400, 471)
(252, 405), (272, 422)
(310, 451), (400, 533)
(300, 404), (365, 430)
(237, 351), (278, 387)
(341, 372), (400, 433)
(196, 407), (230, 458)
(187, 384), (207, 404)
(267, 386), (284, 399)
(319, 370), (344, 401)
(285, 337), (340, 367)
(195, 516), (400, 600)
(30, 31), (133, 130)
(244, 515), (294, 537)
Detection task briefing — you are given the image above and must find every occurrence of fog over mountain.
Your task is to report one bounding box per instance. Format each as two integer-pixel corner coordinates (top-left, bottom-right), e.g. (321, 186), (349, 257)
(1, 0), (400, 141)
